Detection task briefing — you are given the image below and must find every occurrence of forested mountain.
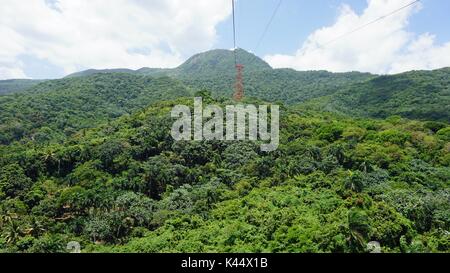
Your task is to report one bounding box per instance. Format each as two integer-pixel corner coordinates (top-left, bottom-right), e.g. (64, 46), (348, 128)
(65, 49), (272, 78)
(0, 74), (191, 145)
(0, 95), (448, 253)
(0, 49), (374, 145)
(0, 49), (448, 146)
(180, 69), (374, 104)
(63, 49), (449, 121)
(0, 49), (450, 147)
(175, 48), (272, 76)
(0, 79), (46, 95)
(66, 49), (374, 104)
(65, 68), (138, 78)
(308, 68), (450, 122)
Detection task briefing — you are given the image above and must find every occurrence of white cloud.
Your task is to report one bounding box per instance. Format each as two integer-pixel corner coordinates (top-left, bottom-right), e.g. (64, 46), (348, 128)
(265, 0), (450, 74)
(0, 0), (231, 79)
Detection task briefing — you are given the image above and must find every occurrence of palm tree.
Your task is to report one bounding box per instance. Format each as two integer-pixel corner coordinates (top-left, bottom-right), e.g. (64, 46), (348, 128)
(41, 148), (56, 163)
(3, 218), (23, 244)
(0, 213), (15, 229)
(345, 171), (364, 193)
(41, 147), (60, 175)
(24, 217), (46, 237)
(0, 214), (9, 229)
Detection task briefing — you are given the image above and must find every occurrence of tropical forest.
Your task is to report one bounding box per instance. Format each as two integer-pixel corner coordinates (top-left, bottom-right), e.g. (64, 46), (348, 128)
(0, 49), (448, 253)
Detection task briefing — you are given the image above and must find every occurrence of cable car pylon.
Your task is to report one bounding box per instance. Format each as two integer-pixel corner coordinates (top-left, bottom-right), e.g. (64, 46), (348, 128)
(233, 63), (244, 101)
(231, 1), (244, 102)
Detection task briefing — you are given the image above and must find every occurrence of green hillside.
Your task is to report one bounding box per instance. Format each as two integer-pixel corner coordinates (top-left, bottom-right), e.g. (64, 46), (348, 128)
(176, 48), (272, 76)
(62, 49), (448, 122)
(310, 68), (450, 122)
(0, 73), (191, 145)
(66, 49), (373, 102)
(65, 49), (271, 78)
(0, 49), (448, 147)
(0, 96), (448, 253)
(181, 68), (374, 104)
(0, 79), (46, 95)
(65, 69), (137, 78)
(0, 49), (374, 145)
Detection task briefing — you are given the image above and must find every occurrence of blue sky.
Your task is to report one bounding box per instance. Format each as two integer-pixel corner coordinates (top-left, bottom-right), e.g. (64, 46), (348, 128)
(1, 0), (450, 79)
(215, 0), (450, 56)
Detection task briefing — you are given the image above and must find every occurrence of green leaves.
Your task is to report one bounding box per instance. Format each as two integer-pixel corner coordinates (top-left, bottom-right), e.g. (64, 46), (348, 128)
(0, 164), (32, 199)
(0, 90), (448, 253)
(0, 74), (191, 145)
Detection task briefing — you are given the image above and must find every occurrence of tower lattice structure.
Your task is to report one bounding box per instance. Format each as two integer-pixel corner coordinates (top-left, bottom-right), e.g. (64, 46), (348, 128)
(233, 64), (244, 101)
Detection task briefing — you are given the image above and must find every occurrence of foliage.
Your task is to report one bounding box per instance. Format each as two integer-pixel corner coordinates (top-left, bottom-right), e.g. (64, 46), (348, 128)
(310, 68), (450, 122)
(0, 95), (448, 253)
(0, 49), (448, 253)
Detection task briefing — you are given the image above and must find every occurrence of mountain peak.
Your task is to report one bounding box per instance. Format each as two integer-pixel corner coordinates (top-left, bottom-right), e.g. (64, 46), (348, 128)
(65, 48), (272, 78)
(176, 48), (272, 76)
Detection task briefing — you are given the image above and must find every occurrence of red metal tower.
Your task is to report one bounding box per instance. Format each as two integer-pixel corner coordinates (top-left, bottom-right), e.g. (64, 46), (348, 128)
(233, 64), (244, 101)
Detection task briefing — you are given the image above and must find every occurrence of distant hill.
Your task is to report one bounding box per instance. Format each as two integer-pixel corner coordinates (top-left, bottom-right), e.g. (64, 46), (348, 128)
(0, 48), (448, 146)
(180, 68), (374, 104)
(65, 68), (137, 78)
(175, 48), (272, 76)
(65, 48), (272, 78)
(0, 79), (46, 95)
(170, 50), (375, 104)
(65, 48), (375, 105)
(308, 67), (450, 122)
(0, 73), (191, 144)
(62, 49), (369, 104)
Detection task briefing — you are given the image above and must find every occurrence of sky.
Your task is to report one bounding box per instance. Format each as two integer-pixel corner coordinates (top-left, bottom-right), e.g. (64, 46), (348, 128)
(0, 0), (449, 79)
